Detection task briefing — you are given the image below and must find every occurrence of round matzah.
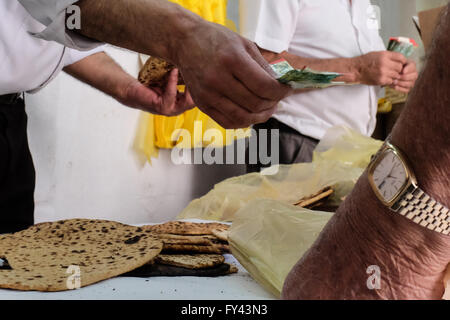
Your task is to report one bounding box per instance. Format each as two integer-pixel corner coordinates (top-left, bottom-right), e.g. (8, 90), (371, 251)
(155, 254), (225, 269)
(0, 219), (163, 292)
(144, 221), (230, 235)
(211, 227), (229, 242)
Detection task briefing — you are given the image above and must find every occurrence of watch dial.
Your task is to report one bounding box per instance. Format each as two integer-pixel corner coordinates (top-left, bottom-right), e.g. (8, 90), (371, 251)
(372, 151), (407, 202)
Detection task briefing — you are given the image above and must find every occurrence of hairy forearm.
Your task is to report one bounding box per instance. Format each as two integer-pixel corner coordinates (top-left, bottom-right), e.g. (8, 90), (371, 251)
(75, 0), (202, 64)
(390, 7), (450, 205)
(282, 5), (450, 300)
(63, 52), (134, 101)
(283, 176), (449, 299)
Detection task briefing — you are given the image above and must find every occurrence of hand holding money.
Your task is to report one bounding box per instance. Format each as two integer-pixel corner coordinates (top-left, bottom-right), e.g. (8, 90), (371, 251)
(354, 51), (408, 86)
(390, 59), (418, 93)
(386, 37), (419, 93)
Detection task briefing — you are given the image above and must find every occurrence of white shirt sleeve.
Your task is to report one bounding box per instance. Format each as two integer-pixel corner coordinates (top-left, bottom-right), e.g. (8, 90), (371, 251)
(17, 0), (102, 51)
(63, 46), (107, 67)
(239, 0), (301, 53)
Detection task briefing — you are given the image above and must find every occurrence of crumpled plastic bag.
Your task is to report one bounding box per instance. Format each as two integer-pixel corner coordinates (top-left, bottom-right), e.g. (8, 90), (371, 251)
(229, 200), (450, 300)
(313, 126), (383, 169)
(228, 199), (333, 298)
(178, 160), (362, 222)
(177, 126), (382, 222)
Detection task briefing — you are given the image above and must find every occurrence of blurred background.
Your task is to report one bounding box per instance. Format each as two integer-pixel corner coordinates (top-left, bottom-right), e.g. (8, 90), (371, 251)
(27, 0), (447, 225)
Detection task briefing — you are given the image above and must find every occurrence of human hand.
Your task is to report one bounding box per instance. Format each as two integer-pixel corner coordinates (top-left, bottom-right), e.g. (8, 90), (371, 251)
(389, 59), (419, 93)
(118, 69), (195, 116)
(171, 21), (292, 129)
(355, 51), (408, 86)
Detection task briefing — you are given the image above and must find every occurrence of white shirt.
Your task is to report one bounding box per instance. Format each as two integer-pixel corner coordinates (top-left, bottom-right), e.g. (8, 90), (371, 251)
(0, 1), (103, 95)
(240, 0), (386, 139)
(17, 0), (101, 51)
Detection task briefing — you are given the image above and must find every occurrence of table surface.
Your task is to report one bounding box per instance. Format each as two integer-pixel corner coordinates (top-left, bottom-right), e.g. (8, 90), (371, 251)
(0, 255), (274, 300)
(0, 220), (275, 300)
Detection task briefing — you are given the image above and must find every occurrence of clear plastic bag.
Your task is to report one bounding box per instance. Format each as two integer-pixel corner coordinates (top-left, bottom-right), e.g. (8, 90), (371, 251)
(313, 126), (383, 169)
(229, 201), (450, 300)
(178, 126), (382, 221)
(228, 200), (333, 298)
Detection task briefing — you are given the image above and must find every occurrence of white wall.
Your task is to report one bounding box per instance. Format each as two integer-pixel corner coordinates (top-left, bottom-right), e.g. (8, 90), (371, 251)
(372, 0), (418, 44)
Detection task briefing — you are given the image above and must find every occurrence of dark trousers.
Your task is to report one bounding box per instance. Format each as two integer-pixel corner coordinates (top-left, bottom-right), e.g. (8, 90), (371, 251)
(246, 118), (319, 173)
(0, 98), (35, 234)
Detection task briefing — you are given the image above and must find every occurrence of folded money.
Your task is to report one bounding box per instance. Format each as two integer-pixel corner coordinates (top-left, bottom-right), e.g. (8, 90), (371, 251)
(270, 59), (345, 89)
(387, 37), (418, 58)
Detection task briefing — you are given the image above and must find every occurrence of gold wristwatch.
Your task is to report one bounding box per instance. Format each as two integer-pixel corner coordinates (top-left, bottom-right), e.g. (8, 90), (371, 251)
(368, 139), (450, 235)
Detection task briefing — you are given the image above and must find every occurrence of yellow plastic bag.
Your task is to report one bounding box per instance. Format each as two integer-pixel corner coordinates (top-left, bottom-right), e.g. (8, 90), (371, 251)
(134, 0), (249, 162)
(177, 126), (382, 222)
(230, 201), (450, 300)
(178, 160), (363, 221)
(229, 200), (333, 298)
(313, 126), (383, 169)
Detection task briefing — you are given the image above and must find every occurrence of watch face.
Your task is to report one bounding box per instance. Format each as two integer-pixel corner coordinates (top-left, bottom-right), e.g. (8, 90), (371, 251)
(372, 150), (408, 203)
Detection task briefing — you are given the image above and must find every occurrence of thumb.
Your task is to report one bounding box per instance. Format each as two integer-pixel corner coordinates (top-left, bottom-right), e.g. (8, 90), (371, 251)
(163, 68), (180, 107)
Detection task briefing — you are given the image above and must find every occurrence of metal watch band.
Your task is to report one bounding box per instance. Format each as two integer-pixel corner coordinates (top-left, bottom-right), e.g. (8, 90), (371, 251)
(392, 185), (450, 235)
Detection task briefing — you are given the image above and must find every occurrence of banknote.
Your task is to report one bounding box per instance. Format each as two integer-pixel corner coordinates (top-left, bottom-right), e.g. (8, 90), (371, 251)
(270, 59), (346, 89)
(387, 37), (418, 58)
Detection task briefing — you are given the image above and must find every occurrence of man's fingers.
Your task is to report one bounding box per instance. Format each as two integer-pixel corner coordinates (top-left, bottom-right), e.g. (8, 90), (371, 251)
(381, 70), (402, 85)
(222, 76), (278, 113)
(402, 61), (417, 74)
(198, 94), (275, 129)
(246, 43), (293, 97)
(162, 68), (180, 107)
(393, 80), (415, 89)
(390, 85), (410, 93)
(231, 45), (289, 103)
(202, 70), (276, 113)
(246, 41), (280, 78)
(386, 60), (405, 74)
(387, 51), (408, 65)
(399, 71), (418, 82)
(211, 96), (275, 129)
(173, 89), (195, 115)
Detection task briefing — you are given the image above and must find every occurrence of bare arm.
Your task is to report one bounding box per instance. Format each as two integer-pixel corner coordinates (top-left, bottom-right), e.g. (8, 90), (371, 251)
(63, 52), (194, 116)
(282, 5), (450, 300)
(260, 48), (418, 93)
(74, 0), (292, 129)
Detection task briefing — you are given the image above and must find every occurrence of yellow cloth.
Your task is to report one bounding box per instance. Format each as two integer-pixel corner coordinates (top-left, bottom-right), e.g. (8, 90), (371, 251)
(134, 0), (249, 163)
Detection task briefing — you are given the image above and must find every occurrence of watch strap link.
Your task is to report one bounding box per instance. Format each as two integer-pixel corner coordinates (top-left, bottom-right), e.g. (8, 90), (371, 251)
(393, 186), (450, 235)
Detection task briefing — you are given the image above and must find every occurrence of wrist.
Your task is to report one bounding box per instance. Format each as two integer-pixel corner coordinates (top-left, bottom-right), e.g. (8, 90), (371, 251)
(349, 56), (364, 83)
(163, 4), (205, 65)
(343, 174), (450, 298)
(283, 173), (449, 300)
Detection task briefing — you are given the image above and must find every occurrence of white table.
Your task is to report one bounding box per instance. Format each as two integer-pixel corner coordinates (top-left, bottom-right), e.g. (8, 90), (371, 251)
(0, 255), (274, 300)
(1, 218), (274, 300)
